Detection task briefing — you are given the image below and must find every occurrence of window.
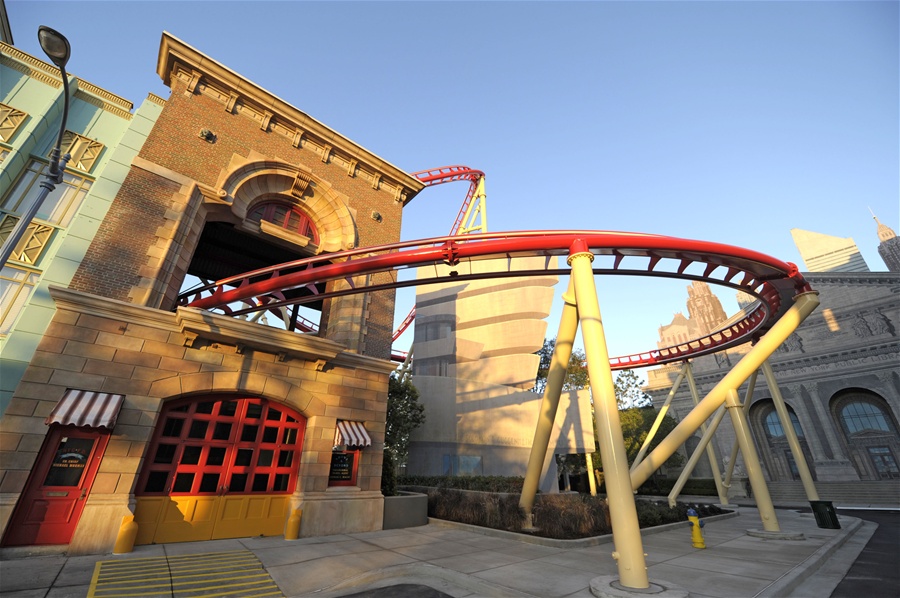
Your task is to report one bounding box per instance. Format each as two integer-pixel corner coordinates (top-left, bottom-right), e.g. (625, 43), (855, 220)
(0, 103), (27, 143)
(247, 201), (318, 244)
(867, 447), (900, 479)
(1, 264), (41, 335)
(764, 410), (804, 438)
(1, 160), (92, 228)
(0, 215), (55, 266)
(58, 131), (104, 173)
(840, 402), (893, 435)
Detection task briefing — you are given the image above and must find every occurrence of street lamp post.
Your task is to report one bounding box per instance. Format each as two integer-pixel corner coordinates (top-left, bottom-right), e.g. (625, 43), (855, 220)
(0, 26), (72, 269)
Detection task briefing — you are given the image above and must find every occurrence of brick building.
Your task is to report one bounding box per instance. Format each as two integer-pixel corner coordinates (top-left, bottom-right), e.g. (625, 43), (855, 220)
(0, 33), (423, 554)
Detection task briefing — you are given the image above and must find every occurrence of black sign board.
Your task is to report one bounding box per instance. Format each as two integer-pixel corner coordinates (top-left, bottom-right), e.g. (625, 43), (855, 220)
(329, 452), (354, 481)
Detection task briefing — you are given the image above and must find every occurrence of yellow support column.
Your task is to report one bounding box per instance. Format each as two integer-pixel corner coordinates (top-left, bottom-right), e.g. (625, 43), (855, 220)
(725, 388), (780, 531)
(761, 360), (820, 501)
(631, 363), (687, 473)
(684, 362), (728, 504)
(722, 371), (758, 491)
(519, 278), (579, 526)
(667, 405), (727, 507)
(630, 291), (820, 491)
(569, 243), (649, 590)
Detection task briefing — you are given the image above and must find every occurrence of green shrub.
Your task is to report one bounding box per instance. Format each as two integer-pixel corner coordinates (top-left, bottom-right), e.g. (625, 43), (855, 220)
(381, 451), (397, 497)
(398, 475), (524, 493)
(636, 477), (719, 497)
(422, 487), (725, 540)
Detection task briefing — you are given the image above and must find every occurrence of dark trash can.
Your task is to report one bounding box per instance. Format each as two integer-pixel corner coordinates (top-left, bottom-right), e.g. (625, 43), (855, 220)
(810, 500), (841, 529)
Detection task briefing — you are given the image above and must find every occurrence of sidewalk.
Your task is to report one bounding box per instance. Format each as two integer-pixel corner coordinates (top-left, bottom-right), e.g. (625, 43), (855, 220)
(0, 506), (876, 598)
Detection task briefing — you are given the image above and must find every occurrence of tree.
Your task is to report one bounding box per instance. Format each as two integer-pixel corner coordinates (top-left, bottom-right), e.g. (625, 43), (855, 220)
(384, 372), (425, 466)
(618, 407), (684, 469)
(382, 372), (425, 496)
(534, 338), (589, 394)
(613, 369), (653, 409)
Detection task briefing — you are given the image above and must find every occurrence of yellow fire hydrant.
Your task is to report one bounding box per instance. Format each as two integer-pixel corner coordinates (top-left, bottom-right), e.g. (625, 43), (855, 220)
(687, 507), (706, 549)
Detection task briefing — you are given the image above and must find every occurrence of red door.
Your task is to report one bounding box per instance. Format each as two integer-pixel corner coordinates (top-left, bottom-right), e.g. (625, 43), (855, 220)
(3, 425), (109, 546)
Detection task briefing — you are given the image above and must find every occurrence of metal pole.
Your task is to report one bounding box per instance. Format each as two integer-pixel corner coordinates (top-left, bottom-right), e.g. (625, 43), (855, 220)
(0, 55), (71, 270)
(761, 360), (820, 501)
(667, 405), (727, 507)
(569, 240), (649, 590)
(725, 388), (780, 531)
(630, 363), (687, 473)
(684, 362), (728, 504)
(519, 278), (579, 526)
(722, 371), (758, 491)
(630, 291), (820, 490)
(585, 451), (598, 496)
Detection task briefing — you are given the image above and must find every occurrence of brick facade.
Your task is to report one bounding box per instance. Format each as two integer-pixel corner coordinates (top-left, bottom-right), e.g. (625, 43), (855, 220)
(1, 33), (423, 554)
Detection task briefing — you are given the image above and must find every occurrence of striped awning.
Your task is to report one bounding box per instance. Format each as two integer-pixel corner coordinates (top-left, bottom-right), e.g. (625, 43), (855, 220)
(45, 390), (125, 429)
(334, 420), (372, 448)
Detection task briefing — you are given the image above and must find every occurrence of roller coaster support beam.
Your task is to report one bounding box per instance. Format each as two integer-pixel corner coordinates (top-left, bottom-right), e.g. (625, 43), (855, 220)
(630, 363), (687, 473)
(722, 371), (757, 491)
(457, 176), (487, 235)
(762, 360), (820, 502)
(519, 278), (579, 528)
(570, 239), (649, 590)
(725, 387), (780, 531)
(684, 362), (729, 504)
(668, 405), (727, 508)
(630, 292), (820, 529)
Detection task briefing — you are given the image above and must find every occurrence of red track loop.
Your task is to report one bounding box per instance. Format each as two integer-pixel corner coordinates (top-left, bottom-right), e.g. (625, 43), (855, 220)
(410, 166), (485, 235)
(179, 230), (812, 370)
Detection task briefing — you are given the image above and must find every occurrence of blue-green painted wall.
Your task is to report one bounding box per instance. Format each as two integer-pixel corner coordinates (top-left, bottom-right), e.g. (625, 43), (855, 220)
(0, 43), (163, 415)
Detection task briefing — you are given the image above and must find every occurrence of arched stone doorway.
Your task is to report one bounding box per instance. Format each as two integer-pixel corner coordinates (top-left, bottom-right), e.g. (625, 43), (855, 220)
(831, 390), (900, 480)
(133, 394), (306, 544)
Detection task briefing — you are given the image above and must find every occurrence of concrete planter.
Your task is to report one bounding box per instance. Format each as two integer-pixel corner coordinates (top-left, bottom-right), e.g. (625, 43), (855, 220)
(382, 491), (428, 530)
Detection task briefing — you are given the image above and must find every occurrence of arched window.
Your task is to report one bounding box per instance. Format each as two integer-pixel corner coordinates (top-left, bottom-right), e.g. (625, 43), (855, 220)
(764, 410), (804, 438)
(831, 391), (900, 480)
(839, 401), (894, 435)
(248, 201), (319, 244)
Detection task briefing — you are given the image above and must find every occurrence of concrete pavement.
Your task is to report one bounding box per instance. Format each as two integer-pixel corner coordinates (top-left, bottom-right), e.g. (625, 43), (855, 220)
(0, 506), (878, 598)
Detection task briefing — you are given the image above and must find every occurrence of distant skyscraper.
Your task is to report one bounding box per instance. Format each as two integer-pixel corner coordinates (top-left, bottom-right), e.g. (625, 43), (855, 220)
(873, 213), (900, 272)
(790, 229), (870, 273)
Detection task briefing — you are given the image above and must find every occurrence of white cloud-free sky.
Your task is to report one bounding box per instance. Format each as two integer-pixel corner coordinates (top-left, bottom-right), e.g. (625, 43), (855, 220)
(6, 1), (898, 364)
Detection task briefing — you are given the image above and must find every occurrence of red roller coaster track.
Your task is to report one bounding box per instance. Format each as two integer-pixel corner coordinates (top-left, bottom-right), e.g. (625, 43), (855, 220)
(179, 230), (810, 370)
(410, 166), (485, 236)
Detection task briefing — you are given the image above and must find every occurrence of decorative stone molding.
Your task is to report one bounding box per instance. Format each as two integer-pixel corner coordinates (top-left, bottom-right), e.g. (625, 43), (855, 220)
(226, 91), (239, 113)
(185, 69), (203, 94)
(291, 170), (312, 198)
(156, 33), (424, 205)
(218, 157), (357, 253)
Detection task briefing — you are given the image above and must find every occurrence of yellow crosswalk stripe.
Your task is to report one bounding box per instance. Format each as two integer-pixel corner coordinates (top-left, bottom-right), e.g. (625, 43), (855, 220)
(87, 550), (283, 598)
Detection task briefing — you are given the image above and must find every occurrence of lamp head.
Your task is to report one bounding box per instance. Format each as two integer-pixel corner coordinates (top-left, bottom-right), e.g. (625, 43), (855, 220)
(38, 26), (71, 70)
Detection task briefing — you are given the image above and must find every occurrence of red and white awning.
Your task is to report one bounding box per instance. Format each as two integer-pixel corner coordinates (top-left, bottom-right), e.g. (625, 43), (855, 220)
(45, 389), (125, 429)
(334, 420), (372, 448)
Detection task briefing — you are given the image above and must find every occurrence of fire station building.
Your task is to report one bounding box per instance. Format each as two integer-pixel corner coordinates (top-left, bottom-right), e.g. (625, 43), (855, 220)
(0, 33), (423, 554)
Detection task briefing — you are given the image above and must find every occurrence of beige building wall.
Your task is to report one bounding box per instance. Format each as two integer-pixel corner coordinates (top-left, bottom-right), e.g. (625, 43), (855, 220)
(408, 257), (595, 489)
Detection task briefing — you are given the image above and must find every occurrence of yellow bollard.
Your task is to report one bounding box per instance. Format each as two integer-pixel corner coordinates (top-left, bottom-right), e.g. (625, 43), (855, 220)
(687, 508), (706, 549)
(113, 515), (138, 554)
(285, 508), (302, 540)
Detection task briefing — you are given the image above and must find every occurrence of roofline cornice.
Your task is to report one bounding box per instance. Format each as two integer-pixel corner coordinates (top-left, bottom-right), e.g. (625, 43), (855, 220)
(156, 32), (424, 203)
(1, 41), (133, 115)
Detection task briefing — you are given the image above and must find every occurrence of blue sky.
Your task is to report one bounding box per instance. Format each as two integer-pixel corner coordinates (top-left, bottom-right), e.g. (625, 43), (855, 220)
(6, 1), (898, 364)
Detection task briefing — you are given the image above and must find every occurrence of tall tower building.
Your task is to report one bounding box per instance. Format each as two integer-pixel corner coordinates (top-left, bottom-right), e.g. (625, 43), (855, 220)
(686, 281), (728, 335)
(790, 229), (870, 272)
(873, 213), (900, 272)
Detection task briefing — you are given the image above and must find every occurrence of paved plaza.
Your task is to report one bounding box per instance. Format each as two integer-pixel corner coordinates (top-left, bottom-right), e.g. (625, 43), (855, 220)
(0, 505), (887, 598)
